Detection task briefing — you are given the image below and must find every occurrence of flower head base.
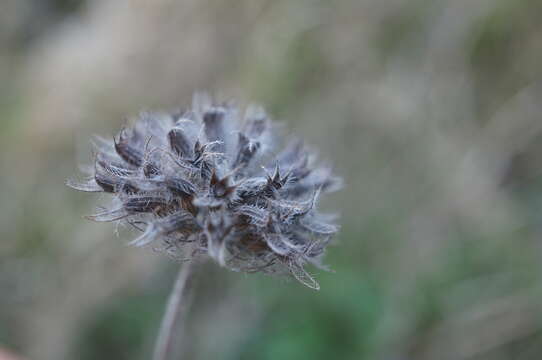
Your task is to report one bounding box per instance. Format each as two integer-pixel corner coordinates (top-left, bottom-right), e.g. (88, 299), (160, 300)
(68, 94), (341, 289)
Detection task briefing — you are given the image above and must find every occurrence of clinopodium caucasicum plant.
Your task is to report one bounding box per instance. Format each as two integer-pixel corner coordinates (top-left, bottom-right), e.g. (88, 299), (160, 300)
(68, 94), (341, 289)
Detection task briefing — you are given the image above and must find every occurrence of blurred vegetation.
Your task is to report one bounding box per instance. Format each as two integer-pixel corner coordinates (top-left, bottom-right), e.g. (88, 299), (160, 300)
(1, 0), (542, 359)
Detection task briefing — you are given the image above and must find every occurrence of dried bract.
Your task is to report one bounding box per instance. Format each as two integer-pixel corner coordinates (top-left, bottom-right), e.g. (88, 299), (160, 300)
(68, 94), (341, 289)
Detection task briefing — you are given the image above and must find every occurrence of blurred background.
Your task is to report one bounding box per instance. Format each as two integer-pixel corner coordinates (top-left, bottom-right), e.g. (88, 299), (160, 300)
(2, 0), (542, 359)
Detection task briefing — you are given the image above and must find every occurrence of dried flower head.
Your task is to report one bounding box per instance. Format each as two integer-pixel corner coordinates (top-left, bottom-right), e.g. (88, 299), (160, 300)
(68, 94), (341, 289)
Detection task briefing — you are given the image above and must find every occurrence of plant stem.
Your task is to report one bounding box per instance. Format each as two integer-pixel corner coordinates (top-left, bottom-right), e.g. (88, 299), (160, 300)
(153, 261), (197, 360)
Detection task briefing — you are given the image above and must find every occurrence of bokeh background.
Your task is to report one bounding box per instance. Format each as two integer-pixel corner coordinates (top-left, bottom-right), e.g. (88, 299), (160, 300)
(2, 0), (542, 359)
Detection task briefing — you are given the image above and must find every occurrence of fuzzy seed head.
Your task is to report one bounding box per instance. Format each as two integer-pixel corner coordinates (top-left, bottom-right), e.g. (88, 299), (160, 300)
(68, 94), (341, 289)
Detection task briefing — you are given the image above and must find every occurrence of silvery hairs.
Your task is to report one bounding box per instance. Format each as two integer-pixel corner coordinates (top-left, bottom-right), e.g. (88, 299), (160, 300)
(68, 94), (341, 289)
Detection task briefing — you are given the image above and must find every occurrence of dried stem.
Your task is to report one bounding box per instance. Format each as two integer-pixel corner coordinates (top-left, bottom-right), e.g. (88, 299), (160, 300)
(153, 260), (197, 360)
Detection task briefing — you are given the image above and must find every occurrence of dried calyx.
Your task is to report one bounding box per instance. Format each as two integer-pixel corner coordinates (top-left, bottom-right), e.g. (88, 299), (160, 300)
(68, 94), (341, 289)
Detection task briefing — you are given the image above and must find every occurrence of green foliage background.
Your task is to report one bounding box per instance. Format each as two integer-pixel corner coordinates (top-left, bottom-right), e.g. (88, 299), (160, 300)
(2, 0), (542, 359)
